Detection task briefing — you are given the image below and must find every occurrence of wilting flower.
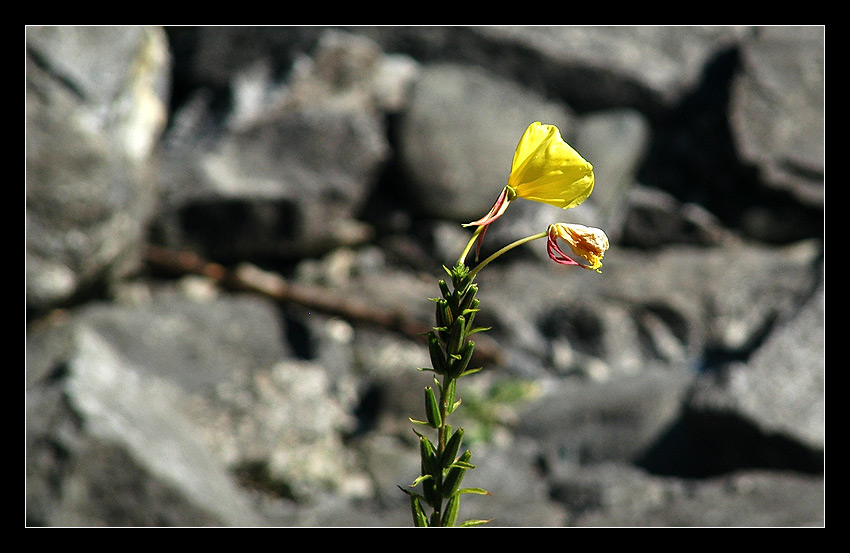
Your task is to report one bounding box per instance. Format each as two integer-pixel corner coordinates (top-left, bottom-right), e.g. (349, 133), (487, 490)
(547, 223), (609, 273)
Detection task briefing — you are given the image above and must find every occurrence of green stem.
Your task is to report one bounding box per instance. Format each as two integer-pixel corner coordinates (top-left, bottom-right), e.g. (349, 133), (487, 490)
(439, 376), (450, 452)
(436, 375), (452, 526)
(457, 225), (485, 266)
(468, 231), (547, 281)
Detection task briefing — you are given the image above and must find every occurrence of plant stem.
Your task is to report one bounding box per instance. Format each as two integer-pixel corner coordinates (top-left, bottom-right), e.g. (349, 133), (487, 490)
(468, 231), (547, 281)
(457, 226), (484, 267)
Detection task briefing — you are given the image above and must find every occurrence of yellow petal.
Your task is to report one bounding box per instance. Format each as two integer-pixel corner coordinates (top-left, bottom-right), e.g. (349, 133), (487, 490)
(508, 122), (594, 209)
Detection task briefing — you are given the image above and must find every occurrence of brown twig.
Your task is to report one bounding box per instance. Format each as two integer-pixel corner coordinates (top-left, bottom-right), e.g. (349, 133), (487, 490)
(143, 245), (504, 366)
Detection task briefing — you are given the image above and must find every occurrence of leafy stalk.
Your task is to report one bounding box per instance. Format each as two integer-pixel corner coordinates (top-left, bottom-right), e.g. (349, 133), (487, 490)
(403, 261), (493, 527)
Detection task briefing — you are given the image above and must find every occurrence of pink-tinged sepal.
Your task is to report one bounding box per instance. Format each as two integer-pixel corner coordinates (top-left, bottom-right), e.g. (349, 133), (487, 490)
(464, 186), (511, 228)
(547, 231), (581, 266)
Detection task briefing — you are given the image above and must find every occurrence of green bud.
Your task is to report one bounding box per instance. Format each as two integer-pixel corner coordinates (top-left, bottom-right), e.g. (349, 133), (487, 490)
(419, 434), (439, 477)
(410, 494), (428, 527)
(409, 494), (428, 528)
(436, 298), (450, 325)
(459, 284), (478, 313)
(423, 478), (439, 509)
(451, 262), (470, 285)
(441, 494), (460, 527)
(442, 450), (472, 498)
(438, 279), (452, 301)
(435, 299), (451, 341)
(424, 386), (442, 428)
(444, 378), (456, 415)
(448, 315), (466, 356)
(427, 331), (448, 374)
(464, 298), (480, 329)
(458, 273), (473, 294)
(441, 427), (464, 468)
(450, 340), (475, 378)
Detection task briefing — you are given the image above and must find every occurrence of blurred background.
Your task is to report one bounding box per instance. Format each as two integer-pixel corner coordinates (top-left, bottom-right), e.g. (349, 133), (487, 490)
(26, 26), (824, 527)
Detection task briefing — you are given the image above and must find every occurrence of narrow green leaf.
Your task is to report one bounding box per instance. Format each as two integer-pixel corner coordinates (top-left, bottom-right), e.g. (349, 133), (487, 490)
(458, 518), (494, 527)
(457, 487), (491, 495)
(459, 367), (483, 378)
(410, 474), (433, 487)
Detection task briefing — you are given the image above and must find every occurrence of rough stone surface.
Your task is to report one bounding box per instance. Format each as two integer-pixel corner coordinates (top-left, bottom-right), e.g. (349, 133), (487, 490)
(26, 26), (170, 311)
(730, 26), (824, 208)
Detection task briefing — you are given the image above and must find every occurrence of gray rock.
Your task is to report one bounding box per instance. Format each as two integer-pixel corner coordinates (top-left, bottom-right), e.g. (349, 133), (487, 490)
(597, 240), (821, 362)
(358, 26), (748, 111)
(70, 290), (291, 395)
(730, 26), (824, 208)
(576, 109), (652, 226)
(474, 237), (818, 382)
(461, 439), (568, 527)
(26, 289), (368, 525)
(165, 27), (323, 90)
(157, 30), (403, 261)
(26, 26), (171, 312)
(616, 185), (735, 249)
(690, 277), (824, 451)
(159, 107), (388, 260)
(27, 325), (264, 526)
(472, 26), (749, 109)
(516, 371), (693, 478)
(551, 463), (823, 526)
(398, 63), (573, 221)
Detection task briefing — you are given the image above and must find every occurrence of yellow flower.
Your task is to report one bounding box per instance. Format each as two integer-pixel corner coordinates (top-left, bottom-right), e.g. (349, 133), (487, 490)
(466, 122), (594, 228)
(508, 122), (594, 209)
(547, 223), (609, 273)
